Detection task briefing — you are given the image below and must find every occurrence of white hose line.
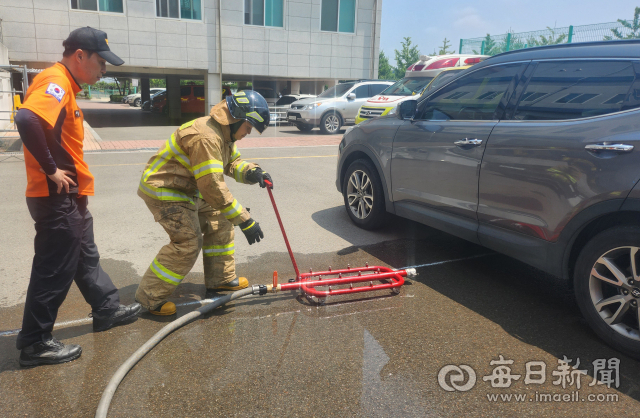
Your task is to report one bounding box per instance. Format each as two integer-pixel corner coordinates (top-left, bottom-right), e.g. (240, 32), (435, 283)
(95, 287), (255, 418)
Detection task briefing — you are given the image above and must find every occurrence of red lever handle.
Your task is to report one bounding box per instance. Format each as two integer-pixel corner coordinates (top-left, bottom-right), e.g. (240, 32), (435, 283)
(264, 179), (273, 189)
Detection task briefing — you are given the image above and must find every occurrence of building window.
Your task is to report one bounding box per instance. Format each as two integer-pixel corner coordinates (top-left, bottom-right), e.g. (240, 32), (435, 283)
(71, 0), (124, 13)
(321, 0), (355, 33)
(245, 0), (284, 27)
(156, 0), (202, 20)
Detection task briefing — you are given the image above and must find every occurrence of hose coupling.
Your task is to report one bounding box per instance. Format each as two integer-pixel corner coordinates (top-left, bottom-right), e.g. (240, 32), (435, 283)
(404, 268), (417, 277)
(252, 285), (268, 295)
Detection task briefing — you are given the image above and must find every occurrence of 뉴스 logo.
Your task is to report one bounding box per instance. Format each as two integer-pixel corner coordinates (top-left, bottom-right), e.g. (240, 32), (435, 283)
(438, 364), (477, 392)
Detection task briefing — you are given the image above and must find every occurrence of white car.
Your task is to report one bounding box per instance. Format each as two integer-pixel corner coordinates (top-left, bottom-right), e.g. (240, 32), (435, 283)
(269, 94), (316, 124)
(126, 88), (166, 107)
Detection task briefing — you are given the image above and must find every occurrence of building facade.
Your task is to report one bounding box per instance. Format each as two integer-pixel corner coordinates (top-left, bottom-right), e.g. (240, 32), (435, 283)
(0, 0), (382, 113)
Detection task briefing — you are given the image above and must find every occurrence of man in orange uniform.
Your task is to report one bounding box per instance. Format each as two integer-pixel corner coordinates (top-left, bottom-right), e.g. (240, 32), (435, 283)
(14, 27), (140, 368)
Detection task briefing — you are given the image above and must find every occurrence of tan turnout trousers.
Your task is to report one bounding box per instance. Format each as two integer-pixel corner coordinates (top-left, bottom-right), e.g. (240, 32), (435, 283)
(134, 197), (235, 310)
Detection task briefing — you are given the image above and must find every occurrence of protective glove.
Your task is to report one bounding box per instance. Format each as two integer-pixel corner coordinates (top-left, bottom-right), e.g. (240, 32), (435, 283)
(246, 167), (273, 189)
(239, 218), (264, 245)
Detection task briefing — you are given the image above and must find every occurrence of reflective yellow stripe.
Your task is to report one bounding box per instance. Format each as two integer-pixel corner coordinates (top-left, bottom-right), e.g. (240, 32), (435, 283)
(193, 159), (224, 179)
(237, 97), (249, 104)
(138, 181), (194, 204)
(203, 243), (235, 257)
(150, 258), (184, 285)
(230, 144), (241, 162)
(234, 161), (248, 183)
(180, 119), (196, 130)
(221, 199), (243, 220)
(142, 144), (172, 182)
(235, 91), (246, 96)
(241, 221), (255, 231)
(168, 134), (192, 171)
(246, 111), (264, 122)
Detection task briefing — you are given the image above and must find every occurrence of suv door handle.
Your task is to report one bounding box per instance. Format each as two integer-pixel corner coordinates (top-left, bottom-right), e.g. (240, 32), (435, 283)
(454, 138), (483, 146)
(585, 143), (634, 153)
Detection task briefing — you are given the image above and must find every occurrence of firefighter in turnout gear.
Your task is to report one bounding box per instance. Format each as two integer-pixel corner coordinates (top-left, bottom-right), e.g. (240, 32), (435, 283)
(135, 90), (272, 315)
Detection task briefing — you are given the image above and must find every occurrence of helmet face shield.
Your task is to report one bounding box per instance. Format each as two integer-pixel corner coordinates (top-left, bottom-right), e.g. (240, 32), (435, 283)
(226, 90), (270, 133)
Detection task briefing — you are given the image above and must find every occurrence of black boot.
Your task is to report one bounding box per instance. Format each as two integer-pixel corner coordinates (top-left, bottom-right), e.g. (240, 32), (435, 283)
(92, 303), (142, 332)
(20, 334), (82, 368)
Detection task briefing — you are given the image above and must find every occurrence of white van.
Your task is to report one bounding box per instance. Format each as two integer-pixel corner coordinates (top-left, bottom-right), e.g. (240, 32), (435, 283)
(355, 54), (489, 124)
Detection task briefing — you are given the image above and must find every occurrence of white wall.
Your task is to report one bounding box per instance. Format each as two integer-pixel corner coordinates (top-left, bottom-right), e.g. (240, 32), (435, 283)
(1, 0), (380, 80)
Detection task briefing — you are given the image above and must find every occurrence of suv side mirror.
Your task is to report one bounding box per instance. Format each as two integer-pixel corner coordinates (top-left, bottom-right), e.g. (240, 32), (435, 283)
(347, 92), (356, 100)
(397, 100), (418, 120)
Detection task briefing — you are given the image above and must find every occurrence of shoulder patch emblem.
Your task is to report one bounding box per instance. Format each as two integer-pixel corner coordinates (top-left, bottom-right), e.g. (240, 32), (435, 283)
(45, 83), (66, 102)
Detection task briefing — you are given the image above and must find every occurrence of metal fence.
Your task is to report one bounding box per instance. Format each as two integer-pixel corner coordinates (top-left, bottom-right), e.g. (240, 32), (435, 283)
(0, 65), (29, 152)
(459, 19), (639, 55)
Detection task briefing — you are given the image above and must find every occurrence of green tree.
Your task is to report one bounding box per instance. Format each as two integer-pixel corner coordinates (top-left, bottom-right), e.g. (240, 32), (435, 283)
(430, 38), (455, 56)
(394, 37), (420, 79)
(472, 33), (505, 56)
(535, 27), (568, 46)
(150, 78), (166, 88)
(605, 6), (640, 40)
(377, 50), (396, 80)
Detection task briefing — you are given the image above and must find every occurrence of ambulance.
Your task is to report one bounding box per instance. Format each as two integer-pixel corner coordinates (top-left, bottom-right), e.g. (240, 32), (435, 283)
(355, 54), (489, 124)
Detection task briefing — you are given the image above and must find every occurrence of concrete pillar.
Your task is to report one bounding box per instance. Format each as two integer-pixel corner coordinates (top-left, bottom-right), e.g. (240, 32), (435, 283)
(166, 75), (181, 120)
(140, 78), (150, 105)
(290, 80), (301, 95)
(205, 72), (222, 115)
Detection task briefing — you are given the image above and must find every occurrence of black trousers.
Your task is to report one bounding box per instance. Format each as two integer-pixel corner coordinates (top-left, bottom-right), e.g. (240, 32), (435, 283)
(16, 194), (120, 349)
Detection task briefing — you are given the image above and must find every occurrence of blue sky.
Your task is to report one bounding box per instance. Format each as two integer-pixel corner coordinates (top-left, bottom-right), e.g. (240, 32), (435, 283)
(380, 0), (640, 65)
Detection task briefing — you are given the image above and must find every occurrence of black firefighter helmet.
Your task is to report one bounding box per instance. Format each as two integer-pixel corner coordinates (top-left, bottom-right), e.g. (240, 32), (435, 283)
(226, 90), (270, 134)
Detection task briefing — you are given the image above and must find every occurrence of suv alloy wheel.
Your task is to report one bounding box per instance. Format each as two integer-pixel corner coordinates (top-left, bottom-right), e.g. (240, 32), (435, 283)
(342, 159), (387, 230)
(574, 226), (640, 360)
(320, 112), (341, 135)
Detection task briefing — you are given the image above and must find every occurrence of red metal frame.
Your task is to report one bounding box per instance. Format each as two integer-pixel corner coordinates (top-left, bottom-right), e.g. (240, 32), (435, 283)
(264, 180), (407, 299)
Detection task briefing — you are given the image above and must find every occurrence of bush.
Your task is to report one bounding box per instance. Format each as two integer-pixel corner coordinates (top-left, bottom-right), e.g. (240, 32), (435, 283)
(110, 95), (125, 102)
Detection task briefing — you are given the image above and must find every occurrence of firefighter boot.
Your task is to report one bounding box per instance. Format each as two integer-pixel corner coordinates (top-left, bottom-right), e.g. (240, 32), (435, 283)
(149, 301), (177, 316)
(205, 277), (249, 298)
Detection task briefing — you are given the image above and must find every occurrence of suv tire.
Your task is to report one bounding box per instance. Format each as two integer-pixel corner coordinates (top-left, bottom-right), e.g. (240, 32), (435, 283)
(296, 124), (313, 132)
(320, 112), (341, 135)
(342, 159), (387, 230)
(574, 226), (640, 360)
(134, 98), (141, 107)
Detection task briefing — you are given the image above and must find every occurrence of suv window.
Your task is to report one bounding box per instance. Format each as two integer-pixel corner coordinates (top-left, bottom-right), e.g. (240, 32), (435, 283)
(513, 60), (638, 121)
(420, 63), (523, 121)
(276, 96), (298, 106)
(318, 83), (355, 98)
(369, 84), (388, 97)
(180, 86), (192, 96)
(353, 85), (370, 98)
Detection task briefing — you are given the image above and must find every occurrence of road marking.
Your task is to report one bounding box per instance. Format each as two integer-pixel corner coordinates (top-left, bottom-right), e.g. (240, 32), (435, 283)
(91, 155), (337, 167)
(0, 255), (491, 337)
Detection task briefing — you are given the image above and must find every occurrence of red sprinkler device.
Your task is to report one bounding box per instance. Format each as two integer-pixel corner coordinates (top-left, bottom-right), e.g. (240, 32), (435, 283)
(262, 180), (416, 304)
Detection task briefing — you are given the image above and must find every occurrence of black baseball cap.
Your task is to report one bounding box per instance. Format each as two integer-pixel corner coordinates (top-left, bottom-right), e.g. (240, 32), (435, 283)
(63, 27), (124, 66)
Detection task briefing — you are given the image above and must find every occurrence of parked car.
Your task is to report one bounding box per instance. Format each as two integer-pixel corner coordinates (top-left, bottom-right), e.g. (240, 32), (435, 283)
(152, 85), (205, 114)
(270, 94), (316, 125)
(336, 40), (640, 360)
(287, 80), (394, 134)
(355, 54), (488, 124)
(253, 87), (279, 106)
(126, 88), (166, 107)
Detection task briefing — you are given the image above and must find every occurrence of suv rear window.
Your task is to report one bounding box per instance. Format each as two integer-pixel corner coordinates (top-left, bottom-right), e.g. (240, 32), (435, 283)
(276, 96), (298, 106)
(513, 61), (638, 121)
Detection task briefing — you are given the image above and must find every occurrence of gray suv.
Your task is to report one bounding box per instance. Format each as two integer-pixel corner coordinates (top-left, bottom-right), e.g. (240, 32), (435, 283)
(287, 80), (393, 134)
(336, 40), (640, 359)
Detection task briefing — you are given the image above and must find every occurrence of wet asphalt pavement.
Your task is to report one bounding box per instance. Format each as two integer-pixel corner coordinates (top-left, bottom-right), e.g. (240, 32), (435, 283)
(1, 147), (640, 417)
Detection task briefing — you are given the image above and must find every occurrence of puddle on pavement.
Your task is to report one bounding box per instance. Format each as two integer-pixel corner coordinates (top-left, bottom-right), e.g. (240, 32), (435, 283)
(1, 239), (640, 417)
